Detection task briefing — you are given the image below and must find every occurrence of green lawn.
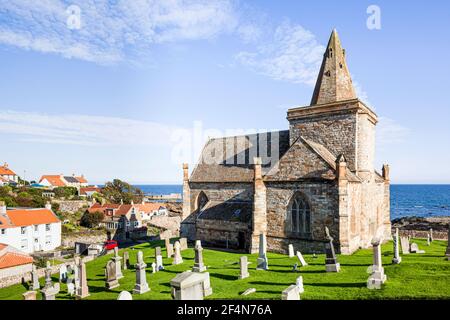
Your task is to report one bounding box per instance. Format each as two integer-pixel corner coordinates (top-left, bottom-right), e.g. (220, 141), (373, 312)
(1, 238), (449, 300)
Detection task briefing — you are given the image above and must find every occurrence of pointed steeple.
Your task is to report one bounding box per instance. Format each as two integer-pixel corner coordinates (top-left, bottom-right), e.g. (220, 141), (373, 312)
(310, 29), (356, 105)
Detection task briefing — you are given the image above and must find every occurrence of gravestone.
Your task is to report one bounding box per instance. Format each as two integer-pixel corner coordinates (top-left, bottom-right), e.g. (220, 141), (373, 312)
(296, 276), (304, 294)
(410, 242), (425, 254)
(112, 247), (123, 279)
(59, 264), (68, 283)
(192, 240), (207, 272)
(75, 259), (90, 299)
(241, 288), (256, 296)
(43, 261), (53, 290)
(392, 228), (402, 264)
(74, 256), (80, 292)
(117, 291), (133, 300)
(151, 262), (156, 273)
(367, 237), (387, 289)
(123, 251), (130, 270)
(155, 246), (162, 258)
(400, 236), (410, 254)
(429, 228), (434, 242)
(133, 251), (150, 294)
(165, 238), (174, 258)
(67, 283), (75, 296)
(179, 238), (188, 251)
(288, 244), (294, 258)
(281, 285), (300, 300)
(427, 234), (431, 246)
(31, 264), (40, 290)
(22, 291), (37, 300)
(324, 227), (340, 272)
(446, 224), (450, 260)
(256, 234), (269, 270)
(155, 246), (164, 271)
(41, 283), (60, 300)
(238, 256), (249, 279)
(172, 241), (183, 265)
(170, 271), (212, 300)
(296, 251), (308, 267)
(106, 260), (120, 289)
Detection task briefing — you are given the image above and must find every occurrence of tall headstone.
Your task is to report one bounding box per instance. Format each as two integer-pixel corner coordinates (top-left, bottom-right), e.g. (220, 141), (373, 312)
(123, 251), (130, 270)
(446, 224), (450, 260)
(367, 237), (387, 289)
(429, 228), (434, 242)
(192, 240), (207, 272)
(112, 247), (123, 279)
(256, 234), (268, 270)
(296, 276), (304, 294)
(31, 264), (40, 290)
(133, 251), (150, 294)
(392, 228), (402, 264)
(324, 227), (340, 272)
(155, 246), (164, 271)
(239, 256), (249, 280)
(296, 251), (308, 267)
(166, 239), (174, 258)
(281, 285), (300, 300)
(288, 244), (294, 258)
(117, 291), (133, 300)
(172, 241), (183, 265)
(75, 259), (90, 299)
(43, 261), (53, 290)
(400, 236), (410, 254)
(74, 256), (80, 292)
(22, 291), (37, 300)
(105, 260), (120, 289)
(59, 264), (68, 283)
(179, 238), (188, 251)
(427, 233), (431, 246)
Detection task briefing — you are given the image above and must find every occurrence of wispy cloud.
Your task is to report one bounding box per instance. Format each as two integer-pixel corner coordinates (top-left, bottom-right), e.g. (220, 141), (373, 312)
(376, 117), (410, 146)
(0, 110), (177, 146)
(0, 0), (238, 64)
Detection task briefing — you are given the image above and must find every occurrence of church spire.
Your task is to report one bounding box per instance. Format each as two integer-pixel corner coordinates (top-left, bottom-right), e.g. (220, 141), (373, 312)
(310, 29), (356, 105)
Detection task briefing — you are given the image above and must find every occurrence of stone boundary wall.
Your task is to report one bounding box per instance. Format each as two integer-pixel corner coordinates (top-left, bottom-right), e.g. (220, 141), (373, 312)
(397, 229), (448, 241)
(52, 200), (91, 213)
(0, 256), (95, 289)
(61, 231), (107, 248)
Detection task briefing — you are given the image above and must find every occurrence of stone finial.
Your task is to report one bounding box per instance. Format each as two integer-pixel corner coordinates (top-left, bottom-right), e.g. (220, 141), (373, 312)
(382, 164), (390, 181)
(253, 157), (262, 180)
(183, 163), (189, 181)
(335, 154), (347, 180)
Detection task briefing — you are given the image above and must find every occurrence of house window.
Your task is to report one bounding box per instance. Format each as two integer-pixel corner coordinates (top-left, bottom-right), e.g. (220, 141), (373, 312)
(126, 221), (130, 227)
(134, 221), (139, 227)
(21, 227), (26, 235)
(288, 193), (311, 236)
(34, 225), (38, 232)
(45, 224), (50, 231)
(1, 229), (5, 235)
(45, 235), (51, 245)
(21, 239), (27, 250)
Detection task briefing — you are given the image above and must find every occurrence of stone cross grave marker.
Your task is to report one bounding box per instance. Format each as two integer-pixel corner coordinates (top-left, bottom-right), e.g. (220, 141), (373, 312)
(31, 264), (40, 290)
(75, 259), (90, 299)
(324, 226), (340, 272)
(367, 237), (387, 289)
(172, 241), (183, 265)
(192, 240), (207, 272)
(238, 256), (249, 280)
(112, 247), (123, 279)
(256, 234), (268, 270)
(133, 250), (150, 294)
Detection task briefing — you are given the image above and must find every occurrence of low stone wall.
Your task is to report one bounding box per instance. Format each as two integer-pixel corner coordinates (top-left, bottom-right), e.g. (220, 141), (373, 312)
(62, 231), (107, 248)
(397, 229), (448, 241)
(52, 200), (91, 213)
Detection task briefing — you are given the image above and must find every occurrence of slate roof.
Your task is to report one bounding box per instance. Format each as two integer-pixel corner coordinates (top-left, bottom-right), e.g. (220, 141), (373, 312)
(190, 130), (290, 183)
(64, 176), (80, 183)
(196, 200), (252, 223)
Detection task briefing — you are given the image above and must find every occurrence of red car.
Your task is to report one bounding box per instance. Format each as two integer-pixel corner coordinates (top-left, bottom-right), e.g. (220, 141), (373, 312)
(104, 240), (118, 250)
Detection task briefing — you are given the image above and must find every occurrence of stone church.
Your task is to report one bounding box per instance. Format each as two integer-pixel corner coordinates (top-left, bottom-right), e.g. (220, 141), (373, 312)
(180, 30), (391, 255)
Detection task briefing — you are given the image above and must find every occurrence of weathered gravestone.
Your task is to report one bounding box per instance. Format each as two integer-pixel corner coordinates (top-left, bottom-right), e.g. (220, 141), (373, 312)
(288, 244), (294, 258)
(172, 241), (183, 265)
(241, 288), (256, 296)
(239, 256), (249, 280)
(165, 238), (174, 258)
(410, 242), (425, 254)
(256, 234), (269, 270)
(41, 282), (60, 300)
(151, 262), (156, 273)
(392, 228), (402, 264)
(123, 251), (130, 270)
(67, 283), (75, 296)
(192, 240), (207, 272)
(112, 247), (123, 279)
(22, 291), (37, 300)
(59, 264), (68, 283)
(427, 234), (431, 246)
(31, 264), (40, 290)
(400, 236), (410, 254)
(43, 261), (53, 290)
(296, 276), (304, 294)
(105, 260), (120, 289)
(324, 226), (340, 272)
(179, 238), (188, 251)
(281, 285), (300, 300)
(170, 271), (212, 300)
(429, 228), (434, 242)
(117, 291), (133, 300)
(155, 246), (164, 271)
(133, 251), (150, 294)
(367, 237), (387, 290)
(75, 258), (90, 299)
(296, 251), (308, 267)
(446, 224), (450, 260)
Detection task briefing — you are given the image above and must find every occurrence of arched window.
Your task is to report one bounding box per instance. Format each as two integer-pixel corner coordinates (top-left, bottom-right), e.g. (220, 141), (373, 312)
(288, 193), (311, 236)
(197, 191), (208, 211)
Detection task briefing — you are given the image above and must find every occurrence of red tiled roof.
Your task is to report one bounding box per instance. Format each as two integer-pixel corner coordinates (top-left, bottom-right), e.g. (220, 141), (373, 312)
(39, 175), (66, 187)
(4, 209), (60, 227)
(76, 176), (88, 183)
(88, 203), (132, 216)
(0, 164), (16, 176)
(80, 187), (101, 195)
(0, 244), (33, 269)
(135, 203), (165, 212)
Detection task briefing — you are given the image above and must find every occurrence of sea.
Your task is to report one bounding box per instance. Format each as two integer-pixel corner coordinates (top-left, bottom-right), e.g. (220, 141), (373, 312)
(134, 184), (450, 220)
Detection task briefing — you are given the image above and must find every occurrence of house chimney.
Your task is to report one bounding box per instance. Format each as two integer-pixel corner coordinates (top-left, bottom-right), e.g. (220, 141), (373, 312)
(0, 201), (6, 214)
(45, 202), (52, 210)
(3, 162), (8, 168)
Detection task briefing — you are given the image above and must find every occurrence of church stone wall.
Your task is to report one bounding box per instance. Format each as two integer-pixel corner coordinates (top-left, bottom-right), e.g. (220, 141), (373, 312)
(189, 182), (253, 210)
(264, 181), (339, 254)
(289, 109), (357, 171)
(196, 219), (250, 250)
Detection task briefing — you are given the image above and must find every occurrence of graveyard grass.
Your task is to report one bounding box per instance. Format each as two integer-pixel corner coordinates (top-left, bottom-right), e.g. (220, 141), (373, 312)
(1, 238), (449, 300)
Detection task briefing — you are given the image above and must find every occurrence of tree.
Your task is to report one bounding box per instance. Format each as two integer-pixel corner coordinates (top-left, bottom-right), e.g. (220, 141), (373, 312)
(80, 211), (104, 228)
(102, 179), (143, 204)
(54, 187), (78, 199)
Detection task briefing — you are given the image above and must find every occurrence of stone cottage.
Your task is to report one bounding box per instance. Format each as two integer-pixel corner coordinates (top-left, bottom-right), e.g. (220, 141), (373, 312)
(180, 30), (391, 255)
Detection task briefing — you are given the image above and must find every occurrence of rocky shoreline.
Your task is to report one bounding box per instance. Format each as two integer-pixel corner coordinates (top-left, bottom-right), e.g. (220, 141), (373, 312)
(392, 216), (449, 240)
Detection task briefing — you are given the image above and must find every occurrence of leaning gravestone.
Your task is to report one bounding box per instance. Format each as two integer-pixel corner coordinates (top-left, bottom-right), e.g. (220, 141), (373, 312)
(105, 260), (120, 289)
(324, 226), (340, 272)
(392, 228), (402, 264)
(400, 236), (410, 254)
(117, 291), (133, 300)
(256, 234), (269, 270)
(288, 244), (294, 258)
(179, 238), (188, 251)
(133, 251), (150, 294)
(367, 237), (387, 290)
(281, 285), (300, 300)
(241, 288), (256, 296)
(192, 240), (207, 272)
(239, 256), (249, 279)
(172, 241), (183, 265)
(31, 264), (40, 290)
(296, 251), (308, 267)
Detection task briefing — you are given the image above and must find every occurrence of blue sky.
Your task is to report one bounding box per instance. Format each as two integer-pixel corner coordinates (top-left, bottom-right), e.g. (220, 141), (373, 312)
(0, 0), (449, 184)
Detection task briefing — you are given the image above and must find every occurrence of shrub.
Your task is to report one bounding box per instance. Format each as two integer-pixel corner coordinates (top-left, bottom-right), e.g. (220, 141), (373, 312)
(80, 211), (104, 228)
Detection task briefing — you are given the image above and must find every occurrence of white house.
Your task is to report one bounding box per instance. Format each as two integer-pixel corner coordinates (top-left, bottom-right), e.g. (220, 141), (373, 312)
(134, 202), (168, 221)
(0, 163), (18, 184)
(0, 202), (61, 254)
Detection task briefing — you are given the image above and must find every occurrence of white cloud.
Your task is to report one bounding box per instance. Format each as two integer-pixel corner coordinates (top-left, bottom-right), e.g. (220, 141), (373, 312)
(0, 0), (238, 64)
(235, 21), (325, 86)
(0, 110), (178, 146)
(376, 117), (410, 146)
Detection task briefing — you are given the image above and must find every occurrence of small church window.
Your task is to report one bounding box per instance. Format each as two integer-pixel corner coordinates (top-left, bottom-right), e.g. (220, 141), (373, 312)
(329, 48), (333, 57)
(197, 191), (209, 211)
(289, 193), (311, 236)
